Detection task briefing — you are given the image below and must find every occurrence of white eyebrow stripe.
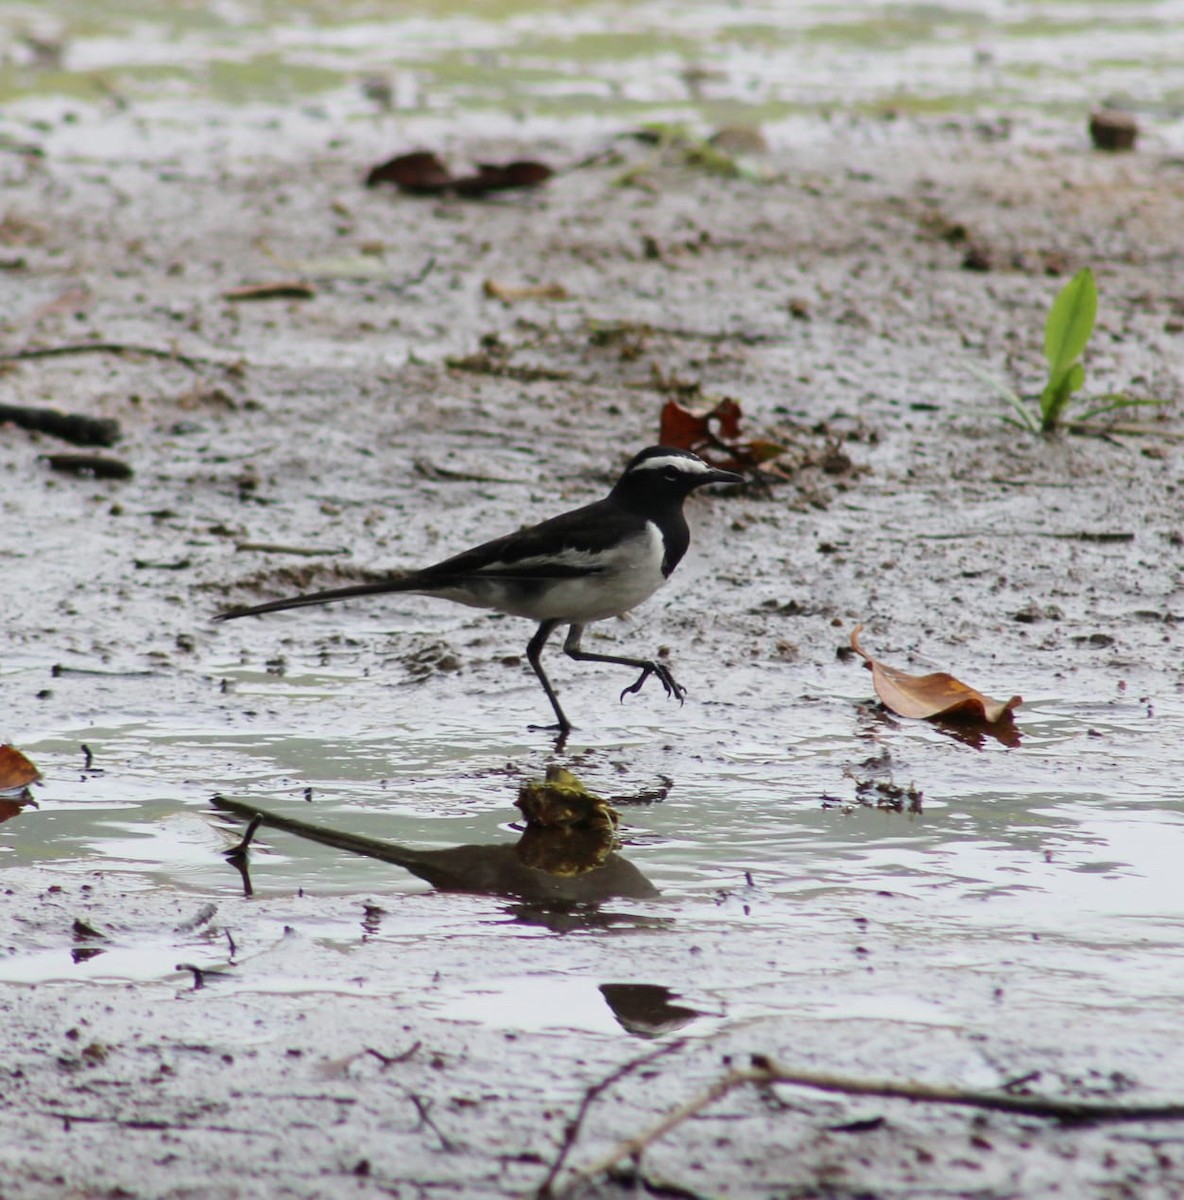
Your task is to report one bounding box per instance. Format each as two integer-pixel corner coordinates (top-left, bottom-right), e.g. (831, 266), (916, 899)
(629, 454), (710, 474)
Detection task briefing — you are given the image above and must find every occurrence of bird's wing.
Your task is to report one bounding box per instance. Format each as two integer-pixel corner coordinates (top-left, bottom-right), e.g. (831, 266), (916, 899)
(215, 499), (635, 620)
(414, 498), (632, 583)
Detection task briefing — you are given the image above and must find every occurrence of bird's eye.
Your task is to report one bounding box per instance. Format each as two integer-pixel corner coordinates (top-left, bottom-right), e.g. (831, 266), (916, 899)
(662, 466), (680, 482)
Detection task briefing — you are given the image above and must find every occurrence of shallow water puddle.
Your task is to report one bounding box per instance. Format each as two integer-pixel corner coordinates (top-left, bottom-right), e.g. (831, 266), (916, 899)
(3, 680), (1182, 1028)
(434, 975), (673, 1036)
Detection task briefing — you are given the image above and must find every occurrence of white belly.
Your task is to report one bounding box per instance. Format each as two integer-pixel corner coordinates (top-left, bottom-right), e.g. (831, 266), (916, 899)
(433, 522), (669, 624)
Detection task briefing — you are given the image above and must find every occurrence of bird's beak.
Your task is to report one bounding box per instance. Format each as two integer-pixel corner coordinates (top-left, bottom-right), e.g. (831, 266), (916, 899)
(700, 467), (745, 488)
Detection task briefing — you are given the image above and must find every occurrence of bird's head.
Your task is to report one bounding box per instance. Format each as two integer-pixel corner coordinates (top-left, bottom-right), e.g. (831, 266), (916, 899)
(612, 446), (744, 509)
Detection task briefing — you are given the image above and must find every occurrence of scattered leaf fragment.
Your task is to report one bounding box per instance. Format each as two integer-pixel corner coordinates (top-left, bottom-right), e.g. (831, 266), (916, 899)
(1089, 109), (1137, 152)
(482, 279), (569, 304)
(708, 124), (769, 157)
(366, 151), (553, 198)
(454, 160), (553, 195)
(365, 150), (453, 193)
(223, 281), (316, 302)
(30, 284), (93, 322)
(850, 626), (1022, 726)
(659, 396), (787, 474)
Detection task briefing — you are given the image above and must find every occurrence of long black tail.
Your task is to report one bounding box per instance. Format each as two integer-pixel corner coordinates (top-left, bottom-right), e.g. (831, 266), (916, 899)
(214, 576), (418, 621)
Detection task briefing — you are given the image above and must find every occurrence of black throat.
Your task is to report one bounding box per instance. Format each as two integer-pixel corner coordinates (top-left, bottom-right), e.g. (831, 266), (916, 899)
(609, 485), (692, 578)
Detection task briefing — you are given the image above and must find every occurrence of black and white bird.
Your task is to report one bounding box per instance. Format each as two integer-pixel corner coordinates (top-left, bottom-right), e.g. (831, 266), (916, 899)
(214, 445), (742, 735)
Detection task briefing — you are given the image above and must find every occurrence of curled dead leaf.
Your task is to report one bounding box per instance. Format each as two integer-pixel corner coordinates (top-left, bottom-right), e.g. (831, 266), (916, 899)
(659, 396), (787, 474)
(851, 626), (1022, 726)
(0, 744), (41, 816)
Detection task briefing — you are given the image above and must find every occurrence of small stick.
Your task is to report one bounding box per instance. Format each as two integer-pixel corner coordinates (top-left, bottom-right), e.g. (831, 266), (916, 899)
(535, 1039), (687, 1198)
(386, 255), (436, 294)
(559, 1058), (1184, 1195)
(407, 1092), (455, 1152)
(42, 454), (133, 480)
(234, 541), (351, 557)
(745, 1057), (1184, 1122)
(134, 557), (191, 570)
(563, 1066), (746, 1192)
(175, 962), (206, 990)
(366, 1042), (421, 1068)
(0, 341), (216, 371)
(224, 814), (263, 860)
(0, 401), (120, 447)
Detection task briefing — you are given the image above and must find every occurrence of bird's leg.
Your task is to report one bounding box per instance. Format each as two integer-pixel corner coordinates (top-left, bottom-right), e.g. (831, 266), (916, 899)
(525, 620), (573, 735)
(562, 624), (686, 707)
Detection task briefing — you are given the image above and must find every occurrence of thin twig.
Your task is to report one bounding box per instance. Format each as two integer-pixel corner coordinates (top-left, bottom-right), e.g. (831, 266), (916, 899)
(559, 1057), (1184, 1195)
(562, 1067), (745, 1193)
(0, 401), (120, 447)
(387, 254), (436, 294)
(366, 1042), (421, 1068)
(0, 341), (220, 372)
(407, 1091), (456, 1152)
(910, 530), (1133, 542)
(37, 1111), (273, 1136)
(535, 1039), (687, 1198)
(234, 541), (351, 557)
(746, 1058), (1184, 1122)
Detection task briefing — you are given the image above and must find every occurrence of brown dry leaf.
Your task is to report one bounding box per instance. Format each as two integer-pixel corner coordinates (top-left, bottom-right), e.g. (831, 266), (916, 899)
(658, 396), (786, 473)
(0, 744), (41, 793)
(483, 279), (569, 303)
(223, 281), (316, 302)
(851, 626), (1022, 725)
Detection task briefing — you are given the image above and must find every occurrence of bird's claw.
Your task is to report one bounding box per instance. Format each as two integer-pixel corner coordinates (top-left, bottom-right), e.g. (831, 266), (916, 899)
(619, 662), (686, 707)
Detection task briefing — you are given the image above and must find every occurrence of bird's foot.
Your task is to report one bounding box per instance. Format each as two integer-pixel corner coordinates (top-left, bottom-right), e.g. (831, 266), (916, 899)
(527, 721), (572, 750)
(619, 661), (687, 706)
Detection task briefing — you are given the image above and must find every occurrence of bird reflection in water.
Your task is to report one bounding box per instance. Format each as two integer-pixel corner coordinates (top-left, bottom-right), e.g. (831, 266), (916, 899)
(211, 767), (660, 924)
(598, 984), (704, 1038)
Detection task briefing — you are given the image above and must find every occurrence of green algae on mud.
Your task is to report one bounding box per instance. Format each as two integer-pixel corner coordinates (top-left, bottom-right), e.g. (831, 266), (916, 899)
(4, 0), (1184, 123)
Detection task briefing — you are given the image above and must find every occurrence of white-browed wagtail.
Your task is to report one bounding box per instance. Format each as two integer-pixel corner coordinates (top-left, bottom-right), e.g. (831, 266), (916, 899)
(214, 445), (743, 734)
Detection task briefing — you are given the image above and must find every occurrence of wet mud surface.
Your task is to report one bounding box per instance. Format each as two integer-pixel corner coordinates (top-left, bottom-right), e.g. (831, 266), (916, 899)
(3, 31), (1184, 1199)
